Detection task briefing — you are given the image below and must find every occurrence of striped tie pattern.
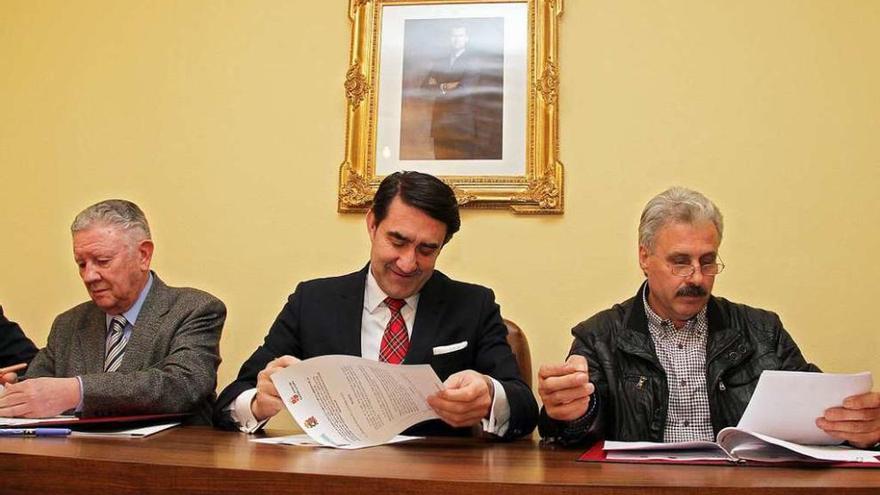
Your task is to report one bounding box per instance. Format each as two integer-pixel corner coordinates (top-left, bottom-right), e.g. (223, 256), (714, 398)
(379, 298), (409, 364)
(104, 315), (130, 372)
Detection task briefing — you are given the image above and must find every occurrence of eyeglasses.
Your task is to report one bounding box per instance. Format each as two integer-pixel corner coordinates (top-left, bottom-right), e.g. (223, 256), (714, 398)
(668, 260), (725, 277)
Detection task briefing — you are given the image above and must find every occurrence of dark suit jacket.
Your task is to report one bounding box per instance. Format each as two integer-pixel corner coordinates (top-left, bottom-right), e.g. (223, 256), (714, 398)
(428, 49), (481, 145)
(25, 273), (225, 425)
(214, 266), (538, 439)
(0, 306), (38, 368)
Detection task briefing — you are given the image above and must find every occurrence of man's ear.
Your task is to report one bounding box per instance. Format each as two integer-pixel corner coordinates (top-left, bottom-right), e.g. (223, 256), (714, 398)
(366, 209), (377, 239)
(137, 239), (155, 271)
(638, 245), (649, 275)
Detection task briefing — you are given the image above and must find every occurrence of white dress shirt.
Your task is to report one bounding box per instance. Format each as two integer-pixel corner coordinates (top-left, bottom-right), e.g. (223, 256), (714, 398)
(229, 267), (510, 435)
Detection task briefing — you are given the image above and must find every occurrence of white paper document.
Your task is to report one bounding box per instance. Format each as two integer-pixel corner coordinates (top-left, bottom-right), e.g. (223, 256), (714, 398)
(252, 433), (421, 448)
(69, 422), (181, 438)
(737, 370), (873, 445)
(270, 355), (444, 449)
(597, 371), (880, 465)
(717, 428), (880, 463)
(0, 415), (78, 426)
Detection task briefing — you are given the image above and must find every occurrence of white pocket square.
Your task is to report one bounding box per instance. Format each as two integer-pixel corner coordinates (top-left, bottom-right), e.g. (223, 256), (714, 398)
(432, 341), (468, 355)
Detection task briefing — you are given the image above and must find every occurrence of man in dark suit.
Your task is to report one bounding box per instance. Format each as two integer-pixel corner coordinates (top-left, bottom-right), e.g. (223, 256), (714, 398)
(0, 200), (225, 424)
(0, 306), (38, 370)
(215, 171), (538, 439)
(426, 26), (481, 160)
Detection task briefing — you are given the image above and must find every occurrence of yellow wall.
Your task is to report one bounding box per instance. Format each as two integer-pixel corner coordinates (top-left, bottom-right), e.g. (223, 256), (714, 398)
(2, 1), (878, 430)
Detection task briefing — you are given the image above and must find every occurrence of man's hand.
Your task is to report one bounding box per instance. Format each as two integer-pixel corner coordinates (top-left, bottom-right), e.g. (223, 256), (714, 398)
(538, 355), (594, 422)
(817, 391), (880, 448)
(439, 81), (461, 94)
(427, 370), (494, 428)
(251, 356), (300, 422)
(0, 363), (26, 385)
(0, 377), (80, 417)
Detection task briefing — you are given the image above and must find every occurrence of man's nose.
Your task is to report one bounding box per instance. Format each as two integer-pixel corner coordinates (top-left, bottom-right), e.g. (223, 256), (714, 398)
(396, 248), (418, 273)
(81, 263), (100, 283)
(686, 263), (705, 284)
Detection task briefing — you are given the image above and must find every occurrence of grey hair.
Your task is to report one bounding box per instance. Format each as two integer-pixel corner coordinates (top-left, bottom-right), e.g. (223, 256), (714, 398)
(638, 187), (723, 251)
(71, 199), (151, 240)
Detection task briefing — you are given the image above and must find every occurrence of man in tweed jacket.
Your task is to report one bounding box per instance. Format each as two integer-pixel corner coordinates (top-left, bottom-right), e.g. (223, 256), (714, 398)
(0, 200), (225, 425)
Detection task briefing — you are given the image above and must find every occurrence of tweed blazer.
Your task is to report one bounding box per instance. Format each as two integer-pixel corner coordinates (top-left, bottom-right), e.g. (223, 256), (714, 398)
(25, 273), (225, 425)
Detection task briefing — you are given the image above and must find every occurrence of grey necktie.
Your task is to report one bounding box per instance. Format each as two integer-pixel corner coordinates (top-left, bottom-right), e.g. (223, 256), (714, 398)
(104, 315), (129, 372)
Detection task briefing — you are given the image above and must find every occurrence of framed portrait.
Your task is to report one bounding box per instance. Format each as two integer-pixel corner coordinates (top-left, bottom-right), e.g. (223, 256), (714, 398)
(339, 0), (563, 214)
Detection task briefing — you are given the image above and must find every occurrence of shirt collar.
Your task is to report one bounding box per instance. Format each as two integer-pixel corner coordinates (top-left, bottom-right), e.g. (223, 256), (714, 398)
(641, 282), (707, 337)
(105, 272), (154, 329)
(365, 265), (420, 314)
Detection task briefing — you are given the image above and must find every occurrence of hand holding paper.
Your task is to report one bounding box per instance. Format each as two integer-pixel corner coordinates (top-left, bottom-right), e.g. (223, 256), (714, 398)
(737, 370), (873, 445)
(252, 355), (301, 421)
(426, 369), (493, 428)
(818, 391), (880, 448)
(270, 355), (443, 449)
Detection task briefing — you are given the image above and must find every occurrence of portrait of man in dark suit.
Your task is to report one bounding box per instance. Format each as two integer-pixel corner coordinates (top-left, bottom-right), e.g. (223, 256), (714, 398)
(215, 171), (537, 439)
(0, 200), (225, 424)
(399, 19), (504, 161)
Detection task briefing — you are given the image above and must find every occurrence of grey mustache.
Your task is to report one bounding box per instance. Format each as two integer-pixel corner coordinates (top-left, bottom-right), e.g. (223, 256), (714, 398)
(676, 285), (707, 297)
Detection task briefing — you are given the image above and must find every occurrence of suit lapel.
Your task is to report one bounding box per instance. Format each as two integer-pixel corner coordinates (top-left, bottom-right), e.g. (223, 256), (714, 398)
(78, 305), (109, 375)
(335, 266), (368, 357)
(118, 275), (171, 372)
(405, 272), (445, 365)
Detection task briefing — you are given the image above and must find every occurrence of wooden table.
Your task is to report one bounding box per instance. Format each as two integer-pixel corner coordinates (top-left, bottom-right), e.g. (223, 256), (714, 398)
(1, 428), (878, 494)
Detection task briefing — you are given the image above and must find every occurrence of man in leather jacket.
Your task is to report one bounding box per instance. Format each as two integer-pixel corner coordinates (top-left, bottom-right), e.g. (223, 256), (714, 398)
(538, 187), (880, 449)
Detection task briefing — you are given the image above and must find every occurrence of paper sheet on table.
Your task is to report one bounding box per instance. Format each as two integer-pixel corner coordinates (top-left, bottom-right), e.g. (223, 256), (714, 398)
(270, 355), (443, 449)
(0, 415), (78, 426)
(251, 433), (422, 448)
(737, 370), (873, 445)
(69, 422), (180, 438)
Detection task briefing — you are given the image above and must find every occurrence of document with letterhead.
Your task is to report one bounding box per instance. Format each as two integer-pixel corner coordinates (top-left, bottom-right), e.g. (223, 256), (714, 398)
(268, 355), (443, 449)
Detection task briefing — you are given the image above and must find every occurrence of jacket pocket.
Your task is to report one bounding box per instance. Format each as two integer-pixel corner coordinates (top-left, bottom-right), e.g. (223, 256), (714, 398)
(620, 374), (657, 416)
(430, 349), (469, 380)
(616, 373), (661, 440)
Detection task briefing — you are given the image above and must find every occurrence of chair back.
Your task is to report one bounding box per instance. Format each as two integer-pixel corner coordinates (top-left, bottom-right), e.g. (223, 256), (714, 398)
(503, 319), (532, 389)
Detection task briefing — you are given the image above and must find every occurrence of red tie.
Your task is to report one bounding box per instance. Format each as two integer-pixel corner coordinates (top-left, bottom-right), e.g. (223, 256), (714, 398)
(379, 297), (409, 364)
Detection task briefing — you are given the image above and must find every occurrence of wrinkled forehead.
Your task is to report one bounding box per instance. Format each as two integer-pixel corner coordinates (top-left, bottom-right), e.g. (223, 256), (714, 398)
(653, 220), (720, 254)
(73, 223), (137, 253)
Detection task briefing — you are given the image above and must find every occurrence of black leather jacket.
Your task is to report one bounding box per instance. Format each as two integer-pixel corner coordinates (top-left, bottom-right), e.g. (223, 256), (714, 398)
(539, 284), (819, 444)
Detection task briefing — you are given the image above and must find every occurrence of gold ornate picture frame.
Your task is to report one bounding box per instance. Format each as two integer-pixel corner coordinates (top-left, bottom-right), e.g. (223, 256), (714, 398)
(339, 0), (563, 214)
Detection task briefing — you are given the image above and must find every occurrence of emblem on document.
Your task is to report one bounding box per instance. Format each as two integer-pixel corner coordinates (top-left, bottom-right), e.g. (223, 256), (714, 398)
(304, 416), (319, 429)
(289, 393), (301, 405)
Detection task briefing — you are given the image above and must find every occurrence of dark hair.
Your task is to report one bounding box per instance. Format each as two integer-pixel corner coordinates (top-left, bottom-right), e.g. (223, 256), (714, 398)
(371, 171), (461, 243)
